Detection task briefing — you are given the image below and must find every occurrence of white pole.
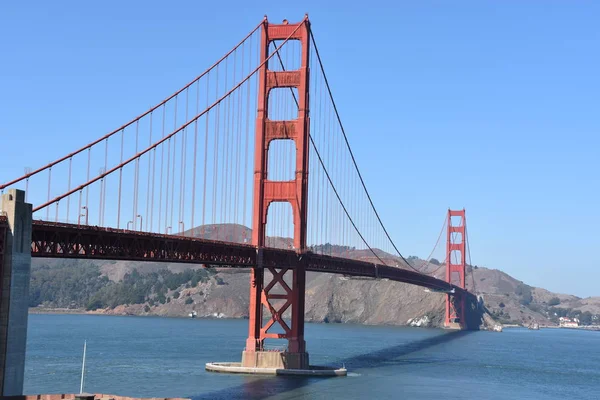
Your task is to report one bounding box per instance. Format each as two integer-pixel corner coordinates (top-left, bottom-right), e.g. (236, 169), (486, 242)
(80, 340), (87, 394)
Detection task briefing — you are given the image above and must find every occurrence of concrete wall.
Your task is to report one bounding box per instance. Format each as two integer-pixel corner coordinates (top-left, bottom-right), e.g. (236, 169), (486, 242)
(241, 350), (309, 369)
(3, 394), (189, 400)
(0, 189), (32, 396)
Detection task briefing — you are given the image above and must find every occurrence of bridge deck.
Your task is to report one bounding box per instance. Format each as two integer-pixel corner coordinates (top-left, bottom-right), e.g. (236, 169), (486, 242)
(27, 220), (461, 293)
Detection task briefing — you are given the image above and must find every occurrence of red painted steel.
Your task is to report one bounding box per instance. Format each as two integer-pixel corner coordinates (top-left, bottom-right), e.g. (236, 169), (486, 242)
(445, 209), (467, 327)
(247, 17), (311, 353)
(0, 19), (487, 384)
(2, 17), (478, 339)
(0, 21), (265, 192)
(31, 23), (305, 214)
(30, 220), (258, 267)
(29, 220), (464, 293)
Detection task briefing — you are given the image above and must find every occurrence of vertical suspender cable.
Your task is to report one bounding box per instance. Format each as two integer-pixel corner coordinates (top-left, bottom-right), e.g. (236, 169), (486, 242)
(165, 110), (172, 232)
(170, 97), (178, 232)
(133, 120), (140, 226)
(212, 65), (220, 232)
(159, 104), (166, 233)
(117, 129), (124, 228)
(191, 80), (200, 236)
(77, 190), (82, 226)
(86, 148), (91, 217)
(222, 55), (230, 236)
(242, 35), (251, 238)
(235, 48), (243, 240)
(234, 42), (244, 242)
(98, 174), (103, 227)
(147, 112), (153, 231)
(179, 88), (188, 234)
(310, 31), (418, 271)
(102, 139), (108, 226)
(230, 51), (237, 238)
(202, 71), (210, 233)
(66, 157), (72, 222)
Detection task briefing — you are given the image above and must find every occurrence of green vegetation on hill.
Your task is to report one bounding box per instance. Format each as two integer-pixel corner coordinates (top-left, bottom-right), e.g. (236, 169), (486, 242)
(28, 249), (600, 327)
(515, 283), (533, 306)
(29, 262), (216, 311)
(548, 297), (561, 306)
(29, 263), (109, 308)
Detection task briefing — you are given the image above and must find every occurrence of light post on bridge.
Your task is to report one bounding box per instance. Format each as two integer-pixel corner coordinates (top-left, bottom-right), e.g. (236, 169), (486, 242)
(179, 221), (184, 236)
(127, 221), (133, 230)
(78, 206), (88, 226)
(24, 167), (31, 202)
(136, 214), (143, 231)
(166, 226), (172, 235)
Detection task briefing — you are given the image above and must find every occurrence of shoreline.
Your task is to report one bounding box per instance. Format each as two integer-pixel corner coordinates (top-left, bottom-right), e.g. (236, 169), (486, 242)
(29, 307), (90, 315)
(27, 308), (448, 329)
(540, 324), (600, 331)
(28, 307), (238, 319)
(32, 308), (599, 332)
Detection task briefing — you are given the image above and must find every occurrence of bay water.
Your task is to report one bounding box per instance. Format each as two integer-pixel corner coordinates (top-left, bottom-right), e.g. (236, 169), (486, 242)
(24, 314), (600, 399)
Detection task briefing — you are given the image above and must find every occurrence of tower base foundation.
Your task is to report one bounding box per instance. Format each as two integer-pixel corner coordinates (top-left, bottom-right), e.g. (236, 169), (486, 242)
(241, 350), (309, 369)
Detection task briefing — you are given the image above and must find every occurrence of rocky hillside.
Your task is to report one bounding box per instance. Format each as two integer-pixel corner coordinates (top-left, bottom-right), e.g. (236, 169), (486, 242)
(29, 224), (600, 328)
(30, 260), (449, 327)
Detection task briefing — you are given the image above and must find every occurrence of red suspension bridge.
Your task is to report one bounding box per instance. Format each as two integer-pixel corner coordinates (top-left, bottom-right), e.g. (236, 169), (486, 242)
(0, 15), (479, 389)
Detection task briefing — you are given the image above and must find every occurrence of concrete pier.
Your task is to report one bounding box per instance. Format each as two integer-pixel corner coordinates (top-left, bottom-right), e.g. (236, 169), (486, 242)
(241, 350), (309, 369)
(206, 362), (347, 376)
(444, 322), (463, 330)
(209, 347), (345, 377)
(0, 189), (32, 396)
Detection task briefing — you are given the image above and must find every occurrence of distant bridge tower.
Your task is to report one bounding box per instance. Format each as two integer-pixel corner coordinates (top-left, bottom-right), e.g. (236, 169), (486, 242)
(445, 209), (466, 329)
(242, 17), (311, 369)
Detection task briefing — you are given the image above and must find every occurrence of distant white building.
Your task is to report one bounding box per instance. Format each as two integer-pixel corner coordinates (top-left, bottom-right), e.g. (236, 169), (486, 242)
(559, 317), (579, 328)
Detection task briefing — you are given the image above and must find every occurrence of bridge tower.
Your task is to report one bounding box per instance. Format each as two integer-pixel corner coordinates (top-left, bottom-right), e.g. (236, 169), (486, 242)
(242, 17), (311, 369)
(445, 209), (467, 329)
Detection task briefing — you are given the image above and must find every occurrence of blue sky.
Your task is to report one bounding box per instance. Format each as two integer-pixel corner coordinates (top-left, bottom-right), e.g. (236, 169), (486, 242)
(1, 1), (599, 297)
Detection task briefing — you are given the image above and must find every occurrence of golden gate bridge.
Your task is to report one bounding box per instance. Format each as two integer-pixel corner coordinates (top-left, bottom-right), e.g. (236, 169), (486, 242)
(0, 15), (479, 393)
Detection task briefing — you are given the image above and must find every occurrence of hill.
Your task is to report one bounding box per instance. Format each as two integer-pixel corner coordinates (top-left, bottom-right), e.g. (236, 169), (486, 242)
(29, 224), (600, 328)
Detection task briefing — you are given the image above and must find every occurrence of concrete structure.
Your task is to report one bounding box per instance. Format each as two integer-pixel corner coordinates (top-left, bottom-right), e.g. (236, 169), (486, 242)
(559, 317), (580, 328)
(241, 350), (309, 369)
(445, 209), (467, 329)
(206, 362), (347, 376)
(3, 394), (190, 400)
(0, 189), (32, 396)
(0, 17), (483, 386)
(244, 17), (311, 369)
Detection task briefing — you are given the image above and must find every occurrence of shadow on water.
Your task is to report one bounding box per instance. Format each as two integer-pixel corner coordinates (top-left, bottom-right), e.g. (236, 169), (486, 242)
(194, 329), (474, 400)
(340, 329), (472, 369)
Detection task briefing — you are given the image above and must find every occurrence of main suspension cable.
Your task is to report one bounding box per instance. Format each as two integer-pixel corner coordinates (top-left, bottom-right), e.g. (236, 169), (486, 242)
(33, 20), (306, 213)
(0, 20), (264, 191)
(465, 222), (477, 293)
(416, 214), (448, 272)
(271, 40), (388, 266)
(309, 30), (420, 273)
